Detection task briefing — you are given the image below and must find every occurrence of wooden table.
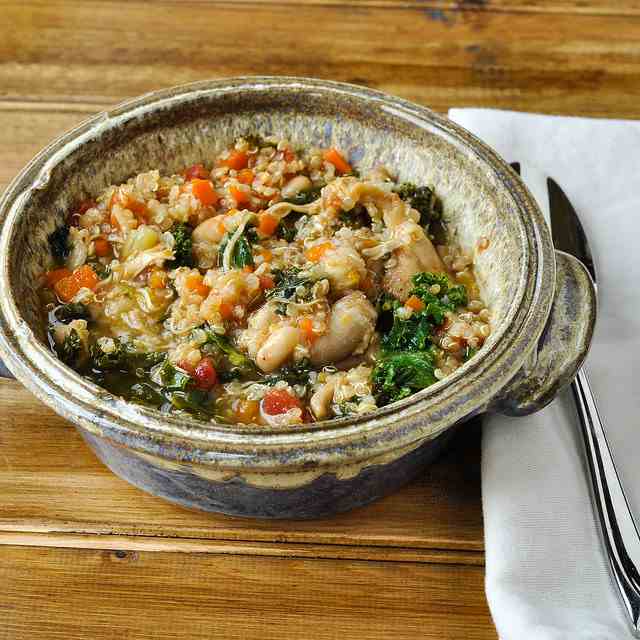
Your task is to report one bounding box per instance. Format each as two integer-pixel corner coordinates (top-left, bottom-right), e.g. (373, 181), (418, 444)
(2, 1), (638, 637)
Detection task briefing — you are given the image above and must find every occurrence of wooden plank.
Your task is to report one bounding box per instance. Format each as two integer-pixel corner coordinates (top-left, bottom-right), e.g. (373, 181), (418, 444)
(0, 544), (496, 640)
(1, 1), (640, 118)
(0, 531), (484, 565)
(0, 379), (484, 553)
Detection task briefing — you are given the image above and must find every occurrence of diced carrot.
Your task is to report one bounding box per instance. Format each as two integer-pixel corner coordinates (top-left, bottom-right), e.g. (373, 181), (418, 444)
(185, 273), (210, 297)
(243, 265), (254, 273)
(259, 275), (275, 290)
(73, 265), (99, 291)
(405, 295), (425, 311)
(45, 268), (72, 289)
(149, 270), (167, 289)
(305, 242), (333, 262)
(219, 301), (234, 320)
(229, 185), (251, 206)
(283, 149), (296, 162)
(323, 148), (352, 174)
(259, 249), (273, 263)
(221, 150), (248, 171)
(298, 317), (318, 343)
(184, 164), (210, 181)
(237, 169), (254, 185)
(123, 196), (148, 223)
(54, 265), (98, 302)
(258, 213), (278, 236)
(93, 238), (111, 257)
(191, 179), (219, 206)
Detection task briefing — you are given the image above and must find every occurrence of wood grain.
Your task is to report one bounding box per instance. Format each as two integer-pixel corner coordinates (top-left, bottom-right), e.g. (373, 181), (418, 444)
(1, 1), (640, 118)
(0, 544), (493, 640)
(0, 380), (484, 554)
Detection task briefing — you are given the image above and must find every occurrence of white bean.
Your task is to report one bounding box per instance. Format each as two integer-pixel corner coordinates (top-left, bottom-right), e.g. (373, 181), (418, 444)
(256, 326), (301, 372)
(280, 175), (312, 200)
(310, 292), (377, 366)
(310, 380), (336, 420)
(193, 215), (226, 244)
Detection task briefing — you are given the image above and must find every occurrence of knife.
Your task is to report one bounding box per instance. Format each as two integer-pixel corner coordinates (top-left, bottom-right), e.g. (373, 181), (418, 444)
(512, 162), (640, 637)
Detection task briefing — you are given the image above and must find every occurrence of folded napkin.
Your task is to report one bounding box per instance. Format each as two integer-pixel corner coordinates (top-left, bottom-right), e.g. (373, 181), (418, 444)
(448, 109), (640, 639)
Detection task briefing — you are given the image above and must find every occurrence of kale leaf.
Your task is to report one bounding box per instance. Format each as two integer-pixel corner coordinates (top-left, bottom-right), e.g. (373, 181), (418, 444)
(170, 222), (194, 268)
(89, 338), (165, 372)
(48, 224), (70, 264)
(372, 350), (437, 406)
(52, 303), (91, 323)
(264, 359), (312, 388)
(202, 329), (256, 381)
(394, 183), (440, 227)
(218, 232), (255, 269)
(266, 268), (314, 303)
(275, 213), (301, 242)
(57, 329), (83, 367)
(282, 186), (322, 206)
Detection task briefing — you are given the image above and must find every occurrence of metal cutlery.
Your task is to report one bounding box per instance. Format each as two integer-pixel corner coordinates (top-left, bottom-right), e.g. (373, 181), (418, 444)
(513, 162), (640, 636)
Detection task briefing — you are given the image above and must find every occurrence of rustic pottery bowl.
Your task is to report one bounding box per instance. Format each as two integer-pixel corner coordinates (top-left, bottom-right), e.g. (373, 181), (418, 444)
(0, 77), (596, 519)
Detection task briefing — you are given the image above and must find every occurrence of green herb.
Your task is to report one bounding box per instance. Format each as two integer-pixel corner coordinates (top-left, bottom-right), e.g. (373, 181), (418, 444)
(464, 345), (478, 362)
(217, 232), (255, 269)
(275, 213), (302, 242)
(160, 360), (193, 391)
(52, 303), (90, 323)
(57, 329), (82, 367)
(266, 268), (314, 303)
(86, 259), (111, 280)
(48, 224), (70, 264)
(170, 222), (194, 268)
(282, 186), (322, 206)
(89, 338), (165, 372)
(264, 359), (312, 388)
(394, 183), (440, 227)
(411, 272), (468, 310)
(202, 329), (256, 381)
(372, 350), (438, 406)
(338, 203), (370, 229)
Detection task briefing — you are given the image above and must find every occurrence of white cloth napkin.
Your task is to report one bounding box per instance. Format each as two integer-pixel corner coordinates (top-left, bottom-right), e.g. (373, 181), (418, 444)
(448, 109), (640, 639)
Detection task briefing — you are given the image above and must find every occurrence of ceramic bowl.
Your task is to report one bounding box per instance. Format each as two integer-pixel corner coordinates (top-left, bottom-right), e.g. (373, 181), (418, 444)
(0, 77), (596, 519)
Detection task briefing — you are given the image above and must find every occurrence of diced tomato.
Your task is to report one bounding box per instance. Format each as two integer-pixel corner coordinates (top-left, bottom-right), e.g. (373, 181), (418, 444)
(237, 169), (254, 185)
(221, 150), (248, 171)
(77, 199), (97, 215)
(229, 185), (251, 206)
(323, 148), (352, 174)
(219, 301), (234, 320)
(191, 179), (219, 206)
(184, 164), (210, 181)
(405, 295), (425, 312)
(93, 238), (111, 257)
(194, 356), (218, 390)
(262, 389), (303, 416)
(258, 213), (278, 236)
(259, 275), (275, 290)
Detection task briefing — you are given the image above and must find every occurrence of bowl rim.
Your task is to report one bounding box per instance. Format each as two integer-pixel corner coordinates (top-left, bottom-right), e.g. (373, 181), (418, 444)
(0, 76), (555, 470)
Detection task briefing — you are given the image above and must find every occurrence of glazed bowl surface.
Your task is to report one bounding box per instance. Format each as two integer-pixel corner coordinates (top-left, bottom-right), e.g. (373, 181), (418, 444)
(0, 77), (595, 518)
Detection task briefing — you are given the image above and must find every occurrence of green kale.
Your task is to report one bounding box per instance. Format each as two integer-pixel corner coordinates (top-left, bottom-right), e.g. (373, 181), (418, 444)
(160, 360), (193, 391)
(48, 224), (70, 264)
(245, 226), (259, 244)
(86, 259), (111, 280)
(463, 345), (478, 362)
(394, 183), (440, 227)
(282, 186), (322, 206)
(89, 338), (165, 372)
(57, 329), (83, 368)
(338, 203), (370, 229)
(52, 303), (90, 323)
(264, 359), (312, 387)
(379, 272), (468, 353)
(372, 350), (438, 406)
(202, 329), (256, 381)
(218, 232), (255, 269)
(170, 222), (194, 268)
(275, 213), (301, 242)
(266, 268), (314, 303)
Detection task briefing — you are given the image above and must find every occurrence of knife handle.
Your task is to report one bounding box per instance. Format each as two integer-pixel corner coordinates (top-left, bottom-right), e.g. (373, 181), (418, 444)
(573, 367), (640, 636)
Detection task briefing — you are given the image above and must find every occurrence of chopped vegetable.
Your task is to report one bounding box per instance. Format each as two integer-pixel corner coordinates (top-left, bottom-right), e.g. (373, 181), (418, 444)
(305, 242), (333, 262)
(202, 329), (256, 381)
(57, 329), (83, 368)
(170, 222), (194, 268)
(184, 164), (209, 181)
(394, 183), (440, 227)
(54, 265), (99, 302)
(282, 186), (322, 206)
(185, 273), (210, 297)
(323, 148), (352, 175)
(221, 150), (248, 171)
(373, 350), (437, 406)
(93, 238), (111, 257)
(45, 267), (72, 289)
(266, 268), (314, 305)
(193, 356), (218, 390)
(264, 359), (312, 388)
(262, 388), (302, 415)
(191, 179), (219, 206)
(217, 232), (254, 270)
(51, 302), (90, 323)
(237, 169), (254, 185)
(48, 224), (70, 264)
(258, 213), (279, 236)
(229, 185), (251, 206)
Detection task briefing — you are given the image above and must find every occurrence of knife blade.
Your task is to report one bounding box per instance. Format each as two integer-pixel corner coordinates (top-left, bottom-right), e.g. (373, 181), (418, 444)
(547, 177), (596, 283)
